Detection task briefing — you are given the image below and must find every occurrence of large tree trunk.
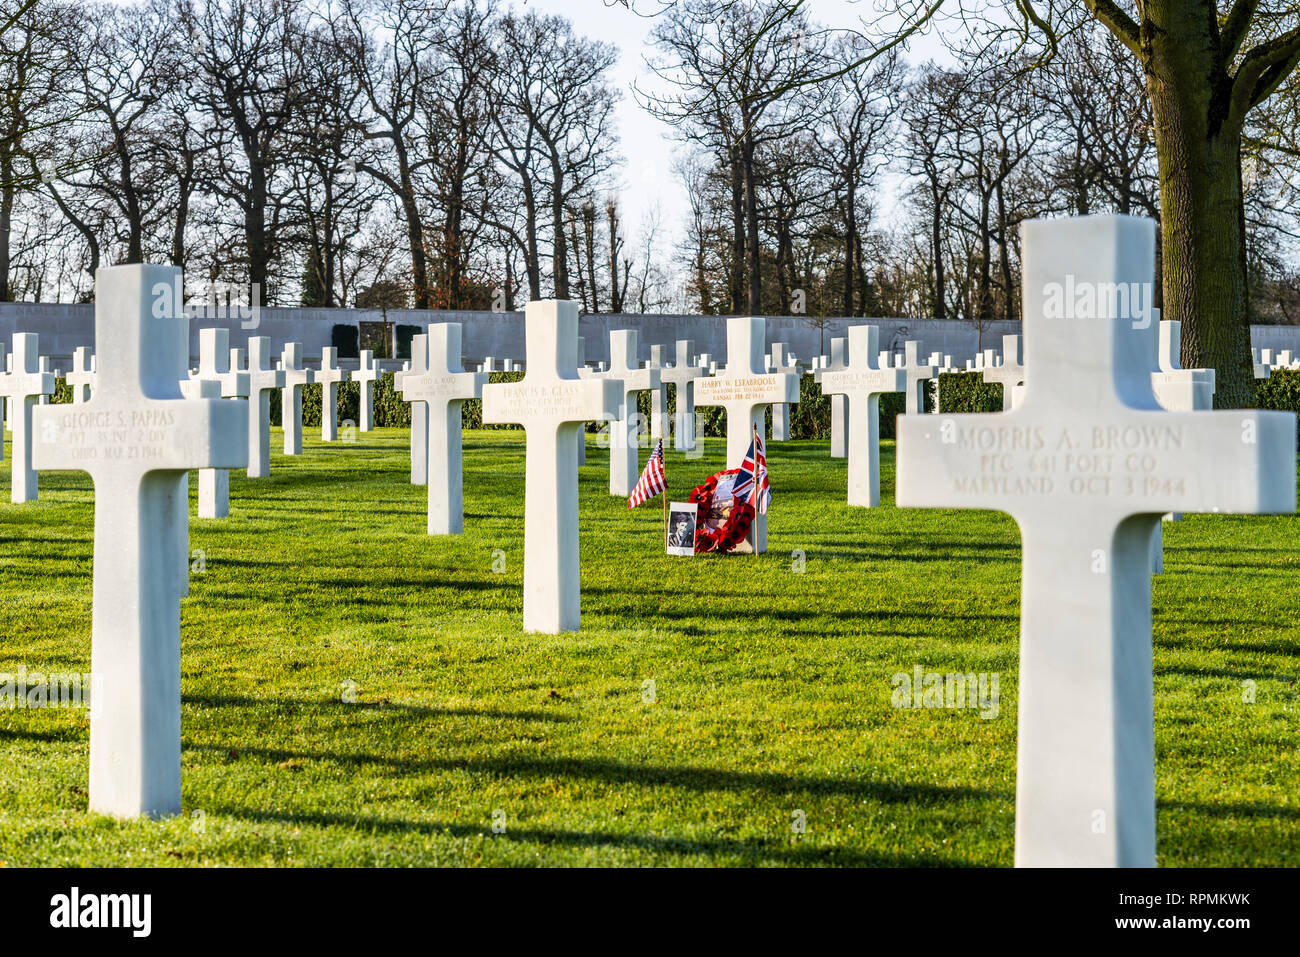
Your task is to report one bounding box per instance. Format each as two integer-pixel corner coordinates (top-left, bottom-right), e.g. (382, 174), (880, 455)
(245, 160), (269, 295)
(0, 149), (12, 302)
(742, 133), (761, 314)
(976, 191), (995, 323)
(583, 204), (598, 313)
(996, 174), (1015, 321)
(391, 141), (430, 309)
(929, 177), (946, 319)
(728, 145), (745, 313)
(843, 185), (856, 315)
(116, 124), (144, 265)
(606, 201), (622, 312)
(522, 173), (542, 300)
(172, 166), (192, 270)
(549, 156), (569, 299)
(1147, 53), (1250, 406)
(568, 212), (587, 311)
(447, 116), (469, 309)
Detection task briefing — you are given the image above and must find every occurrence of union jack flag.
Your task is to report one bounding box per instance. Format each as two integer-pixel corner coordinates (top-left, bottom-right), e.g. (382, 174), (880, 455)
(628, 439), (666, 508)
(733, 427), (770, 515)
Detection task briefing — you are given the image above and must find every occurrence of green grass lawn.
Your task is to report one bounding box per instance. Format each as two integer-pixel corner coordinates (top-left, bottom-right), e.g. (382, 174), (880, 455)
(0, 426), (1296, 867)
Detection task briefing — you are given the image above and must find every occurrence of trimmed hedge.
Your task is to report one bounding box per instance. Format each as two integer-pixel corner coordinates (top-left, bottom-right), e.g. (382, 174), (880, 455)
(253, 370), (1007, 439)
(1255, 368), (1300, 417)
(271, 373), (428, 429)
(936, 371), (1004, 415)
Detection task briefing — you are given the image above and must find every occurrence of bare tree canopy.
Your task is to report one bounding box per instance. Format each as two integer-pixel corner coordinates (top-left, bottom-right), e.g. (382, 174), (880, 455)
(1, 0), (1298, 399)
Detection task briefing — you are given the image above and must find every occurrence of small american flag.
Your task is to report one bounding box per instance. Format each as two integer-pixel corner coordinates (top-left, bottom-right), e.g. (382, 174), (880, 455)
(733, 428), (770, 515)
(628, 439), (666, 508)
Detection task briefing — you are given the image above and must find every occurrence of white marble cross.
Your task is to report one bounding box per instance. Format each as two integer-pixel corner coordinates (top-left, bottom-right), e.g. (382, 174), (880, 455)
(482, 300), (621, 632)
(38, 357), (57, 405)
(316, 347), (346, 441)
(182, 328), (249, 519)
(1, 334), (56, 502)
(399, 324), (486, 534)
(1151, 319), (1214, 413)
(819, 326), (906, 507)
(352, 350), (380, 431)
(647, 344), (670, 443)
(896, 215), (1295, 867)
(584, 330), (659, 497)
(769, 343), (799, 441)
(983, 335), (1026, 410)
(31, 264), (247, 818)
(400, 341), (430, 486)
(658, 339), (706, 452)
(235, 337), (285, 478)
(694, 317), (799, 551)
(279, 343), (314, 455)
(1149, 318), (1217, 572)
(67, 347), (96, 404)
(895, 341), (936, 415)
(926, 351), (956, 416)
(813, 337), (849, 458)
(576, 338), (588, 465)
(1253, 348), (1272, 380)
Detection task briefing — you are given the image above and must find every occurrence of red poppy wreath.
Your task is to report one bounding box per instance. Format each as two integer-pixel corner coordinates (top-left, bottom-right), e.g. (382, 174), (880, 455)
(687, 468), (755, 555)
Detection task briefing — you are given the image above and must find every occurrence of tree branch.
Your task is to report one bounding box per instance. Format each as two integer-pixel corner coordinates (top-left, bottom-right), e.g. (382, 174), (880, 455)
(1081, 0), (1141, 57)
(1234, 24), (1300, 112)
(1220, 0), (1260, 62)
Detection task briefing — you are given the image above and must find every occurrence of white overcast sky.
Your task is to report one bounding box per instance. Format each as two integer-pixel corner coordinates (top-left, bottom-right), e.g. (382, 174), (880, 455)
(522, 0), (956, 249)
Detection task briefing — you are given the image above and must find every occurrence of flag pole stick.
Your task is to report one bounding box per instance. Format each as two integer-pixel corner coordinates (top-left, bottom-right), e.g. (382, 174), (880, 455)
(662, 476), (668, 545)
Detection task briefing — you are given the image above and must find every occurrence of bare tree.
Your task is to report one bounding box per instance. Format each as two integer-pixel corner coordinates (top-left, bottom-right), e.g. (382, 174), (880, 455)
(642, 0), (829, 313)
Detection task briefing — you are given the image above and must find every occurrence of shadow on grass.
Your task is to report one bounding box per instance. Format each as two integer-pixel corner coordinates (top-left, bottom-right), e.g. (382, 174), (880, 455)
(187, 741), (1004, 805)
(211, 805), (975, 866)
(0, 726), (86, 743)
(1154, 662), (1300, 682)
(182, 694), (573, 723)
(1159, 799), (1300, 821)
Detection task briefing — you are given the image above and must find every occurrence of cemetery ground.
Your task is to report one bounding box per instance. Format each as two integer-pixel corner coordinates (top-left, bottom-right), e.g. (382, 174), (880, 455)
(1, 428), (1296, 868)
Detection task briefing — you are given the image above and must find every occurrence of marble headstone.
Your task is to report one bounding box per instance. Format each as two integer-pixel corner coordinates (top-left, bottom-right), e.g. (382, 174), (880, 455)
(481, 301), (621, 633)
(583, 330), (659, 497)
(895, 215), (1295, 867)
(983, 335), (1026, 411)
(279, 343), (314, 455)
(316, 347), (346, 441)
(352, 350), (380, 432)
(399, 325), (486, 534)
(1, 334), (55, 502)
(819, 326), (907, 507)
(694, 317), (799, 552)
(238, 337), (285, 478)
(32, 264), (247, 818)
(658, 339), (706, 452)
